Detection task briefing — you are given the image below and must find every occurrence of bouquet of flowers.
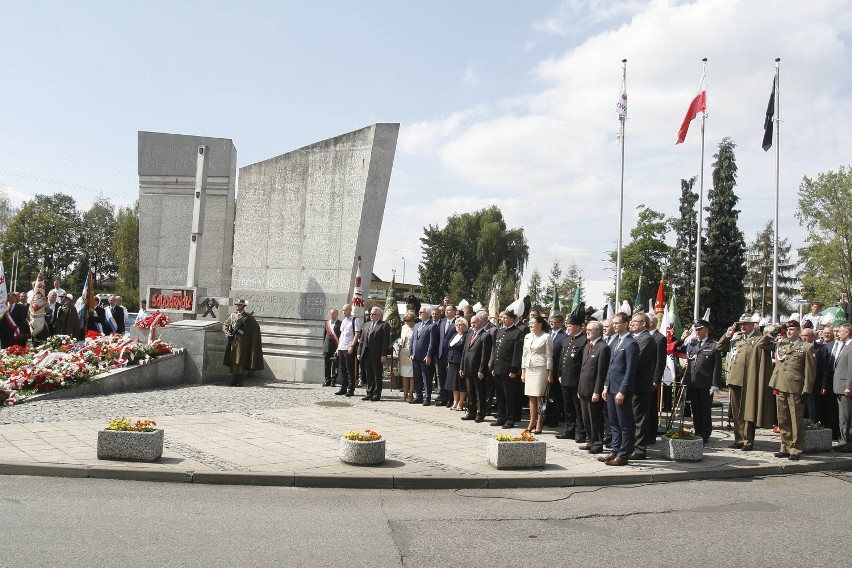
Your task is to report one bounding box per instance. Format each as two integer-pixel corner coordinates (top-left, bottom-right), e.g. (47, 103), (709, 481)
(343, 429), (382, 441)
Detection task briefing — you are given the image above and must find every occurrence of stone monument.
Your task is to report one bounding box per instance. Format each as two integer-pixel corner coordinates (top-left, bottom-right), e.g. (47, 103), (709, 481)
(231, 123), (399, 381)
(138, 132), (237, 304)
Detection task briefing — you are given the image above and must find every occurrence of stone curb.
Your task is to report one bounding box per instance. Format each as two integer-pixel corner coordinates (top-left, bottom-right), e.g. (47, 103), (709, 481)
(1, 458), (849, 488)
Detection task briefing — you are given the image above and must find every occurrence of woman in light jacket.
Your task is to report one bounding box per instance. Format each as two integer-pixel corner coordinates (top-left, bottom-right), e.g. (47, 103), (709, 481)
(521, 314), (553, 434)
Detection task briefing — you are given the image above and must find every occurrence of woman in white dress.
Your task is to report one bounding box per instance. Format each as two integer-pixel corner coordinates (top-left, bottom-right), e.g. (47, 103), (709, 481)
(397, 310), (416, 401)
(521, 314), (553, 434)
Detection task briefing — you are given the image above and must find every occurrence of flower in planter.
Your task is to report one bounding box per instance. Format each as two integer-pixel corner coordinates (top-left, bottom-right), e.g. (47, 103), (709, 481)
(343, 429), (382, 441)
(664, 428), (700, 441)
(495, 430), (538, 442)
(106, 417), (158, 432)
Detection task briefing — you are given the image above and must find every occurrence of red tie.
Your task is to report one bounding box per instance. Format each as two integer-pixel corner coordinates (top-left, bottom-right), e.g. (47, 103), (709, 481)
(469, 332), (476, 347)
(588, 342), (593, 355)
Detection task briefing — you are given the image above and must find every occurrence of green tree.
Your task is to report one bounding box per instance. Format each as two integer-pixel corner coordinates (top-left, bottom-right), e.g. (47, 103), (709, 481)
(702, 137), (746, 330)
(1, 193), (81, 288)
(0, 185), (16, 237)
(80, 195), (118, 287)
(526, 267), (544, 312)
(796, 164), (852, 303)
(113, 202), (140, 308)
(609, 205), (670, 311)
(668, 177), (700, 326)
(418, 206), (528, 304)
(561, 261), (584, 312)
(745, 220), (797, 316)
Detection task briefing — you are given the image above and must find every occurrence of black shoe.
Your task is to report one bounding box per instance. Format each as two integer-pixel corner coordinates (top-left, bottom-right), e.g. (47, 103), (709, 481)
(435, 400), (446, 406)
(832, 445), (849, 452)
(323, 380), (332, 387)
(603, 436), (612, 445)
(409, 398), (423, 404)
(423, 400), (431, 406)
(729, 442), (744, 449)
(741, 445), (753, 452)
(371, 395), (381, 402)
(774, 452), (790, 458)
(334, 388), (347, 396)
(461, 414), (475, 421)
(361, 396), (372, 401)
(588, 447), (603, 455)
(575, 437), (588, 444)
(502, 421), (515, 429)
(555, 432), (572, 440)
(578, 444), (591, 450)
(628, 452), (646, 460)
(474, 416), (485, 423)
(788, 454), (801, 461)
(345, 391), (354, 397)
(229, 377), (239, 386)
(491, 420), (506, 427)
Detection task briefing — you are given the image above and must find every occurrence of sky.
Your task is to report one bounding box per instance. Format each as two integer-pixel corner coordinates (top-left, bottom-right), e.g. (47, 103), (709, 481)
(1, 0), (851, 311)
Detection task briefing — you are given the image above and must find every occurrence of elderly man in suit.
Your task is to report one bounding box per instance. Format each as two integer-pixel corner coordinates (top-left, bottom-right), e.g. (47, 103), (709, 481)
(675, 319), (723, 444)
(460, 312), (494, 422)
(600, 312), (638, 466)
(436, 304), (458, 406)
(410, 305), (439, 405)
(578, 320), (611, 454)
(647, 313), (667, 445)
(832, 323), (852, 452)
(629, 312), (658, 459)
(323, 308), (342, 387)
(357, 306), (391, 401)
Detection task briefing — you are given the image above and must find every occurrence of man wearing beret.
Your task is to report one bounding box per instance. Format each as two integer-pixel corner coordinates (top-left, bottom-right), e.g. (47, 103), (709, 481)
(765, 319), (816, 460)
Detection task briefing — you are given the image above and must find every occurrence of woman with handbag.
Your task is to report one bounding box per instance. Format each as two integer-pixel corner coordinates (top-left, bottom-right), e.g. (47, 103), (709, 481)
(521, 314), (553, 434)
(446, 317), (470, 411)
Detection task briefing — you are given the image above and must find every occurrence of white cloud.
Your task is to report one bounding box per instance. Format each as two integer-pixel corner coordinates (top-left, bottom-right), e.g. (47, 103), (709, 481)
(0, 183), (31, 207)
(462, 66), (481, 86)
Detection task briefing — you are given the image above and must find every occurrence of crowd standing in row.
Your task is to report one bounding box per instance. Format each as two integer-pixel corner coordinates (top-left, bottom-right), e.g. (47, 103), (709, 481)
(321, 297), (852, 466)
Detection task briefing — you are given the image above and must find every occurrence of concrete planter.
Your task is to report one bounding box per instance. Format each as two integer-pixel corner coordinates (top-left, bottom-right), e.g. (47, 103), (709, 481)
(487, 439), (547, 469)
(97, 429), (164, 461)
(660, 436), (703, 462)
(339, 437), (386, 465)
(803, 427), (833, 453)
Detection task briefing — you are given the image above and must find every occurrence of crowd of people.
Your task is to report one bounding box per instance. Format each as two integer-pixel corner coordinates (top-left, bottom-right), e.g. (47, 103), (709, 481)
(320, 296), (852, 466)
(0, 277), (138, 349)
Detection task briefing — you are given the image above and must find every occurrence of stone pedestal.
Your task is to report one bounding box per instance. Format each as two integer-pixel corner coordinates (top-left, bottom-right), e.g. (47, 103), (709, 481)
(97, 429), (164, 461)
(660, 436), (704, 462)
(486, 439), (547, 469)
(339, 438), (386, 465)
(803, 428), (833, 453)
(157, 320), (233, 384)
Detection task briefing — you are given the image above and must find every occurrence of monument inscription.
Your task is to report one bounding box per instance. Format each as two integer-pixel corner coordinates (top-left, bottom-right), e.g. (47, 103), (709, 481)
(230, 291), (346, 319)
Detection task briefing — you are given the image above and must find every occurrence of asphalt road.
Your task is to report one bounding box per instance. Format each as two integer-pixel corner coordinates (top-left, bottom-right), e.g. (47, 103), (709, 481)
(1, 472), (849, 567)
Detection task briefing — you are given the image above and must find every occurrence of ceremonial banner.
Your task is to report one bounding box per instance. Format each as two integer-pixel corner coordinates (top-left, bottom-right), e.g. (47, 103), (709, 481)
(351, 259), (364, 309)
(676, 71), (707, 144)
(28, 272), (47, 338)
(762, 75), (776, 151)
(0, 261), (8, 319)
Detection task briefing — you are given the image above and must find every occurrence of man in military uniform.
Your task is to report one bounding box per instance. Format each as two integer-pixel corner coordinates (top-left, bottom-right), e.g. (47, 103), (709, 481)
(223, 298), (264, 386)
(556, 303), (588, 441)
(490, 309), (524, 429)
(765, 319), (815, 460)
(717, 313), (766, 451)
(674, 319), (722, 444)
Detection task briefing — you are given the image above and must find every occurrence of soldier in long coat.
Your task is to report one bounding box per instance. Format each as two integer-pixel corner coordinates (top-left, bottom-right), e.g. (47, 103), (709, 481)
(55, 294), (82, 337)
(765, 320), (816, 460)
(223, 298), (264, 386)
(717, 313), (774, 451)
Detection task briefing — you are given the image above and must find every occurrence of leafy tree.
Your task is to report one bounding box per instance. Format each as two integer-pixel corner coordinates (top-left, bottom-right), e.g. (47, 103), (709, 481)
(418, 206), (528, 304)
(702, 137), (747, 330)
(0, 185), (16, 237)
(526, 267), (544, 312)
(745, 220), (797, 316)
(668, 178), (700, 326)
(1, 193), (81, 288)
(796, 164), (852, 304)
(113, 202), (140, 308)
(79, 195), (118, 287)
(609, 205), (670, 312)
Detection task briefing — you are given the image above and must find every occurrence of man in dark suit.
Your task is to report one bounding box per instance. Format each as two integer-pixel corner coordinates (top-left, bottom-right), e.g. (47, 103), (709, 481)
(674, 319), (723, 444)
(647, 314), (668, 445)
(322, 308), (342, 387)
(557, 304), (588, 441)
(5, 292), (31, 347)
(410, 305), (439, 404)
(357, 306), (391, 401)
(629, 312), (658, 460)
(578, 320), (611, 454)
(600, 312), (638, 466)
(546, 313), (568, 427)
(490, 310), (524, 428)
(436, 305), (457, 406)
(461, 312), (494, 422)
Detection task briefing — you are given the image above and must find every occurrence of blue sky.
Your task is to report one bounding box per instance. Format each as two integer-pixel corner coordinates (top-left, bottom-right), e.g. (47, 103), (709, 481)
(2, 0), (851, 311)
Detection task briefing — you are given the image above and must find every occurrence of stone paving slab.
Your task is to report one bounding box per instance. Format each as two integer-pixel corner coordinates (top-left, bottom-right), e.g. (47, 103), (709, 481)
(1, 381), (850, 488)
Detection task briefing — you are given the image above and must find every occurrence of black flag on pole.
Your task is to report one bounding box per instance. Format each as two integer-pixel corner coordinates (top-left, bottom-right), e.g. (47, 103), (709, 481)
(762, 76), (776, 151)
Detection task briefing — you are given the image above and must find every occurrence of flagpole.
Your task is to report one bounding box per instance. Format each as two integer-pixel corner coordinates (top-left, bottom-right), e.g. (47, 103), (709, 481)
(693, 57), (707, 322)
(772, 58), (781, 324)
(616, 58), (627, 311)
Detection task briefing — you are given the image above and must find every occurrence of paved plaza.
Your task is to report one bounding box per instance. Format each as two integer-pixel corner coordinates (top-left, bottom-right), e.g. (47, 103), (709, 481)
(0, 380), (849, 487)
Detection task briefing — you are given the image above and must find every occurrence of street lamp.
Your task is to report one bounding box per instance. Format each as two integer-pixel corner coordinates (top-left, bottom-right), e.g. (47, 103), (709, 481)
(401, 257), (406, 286)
